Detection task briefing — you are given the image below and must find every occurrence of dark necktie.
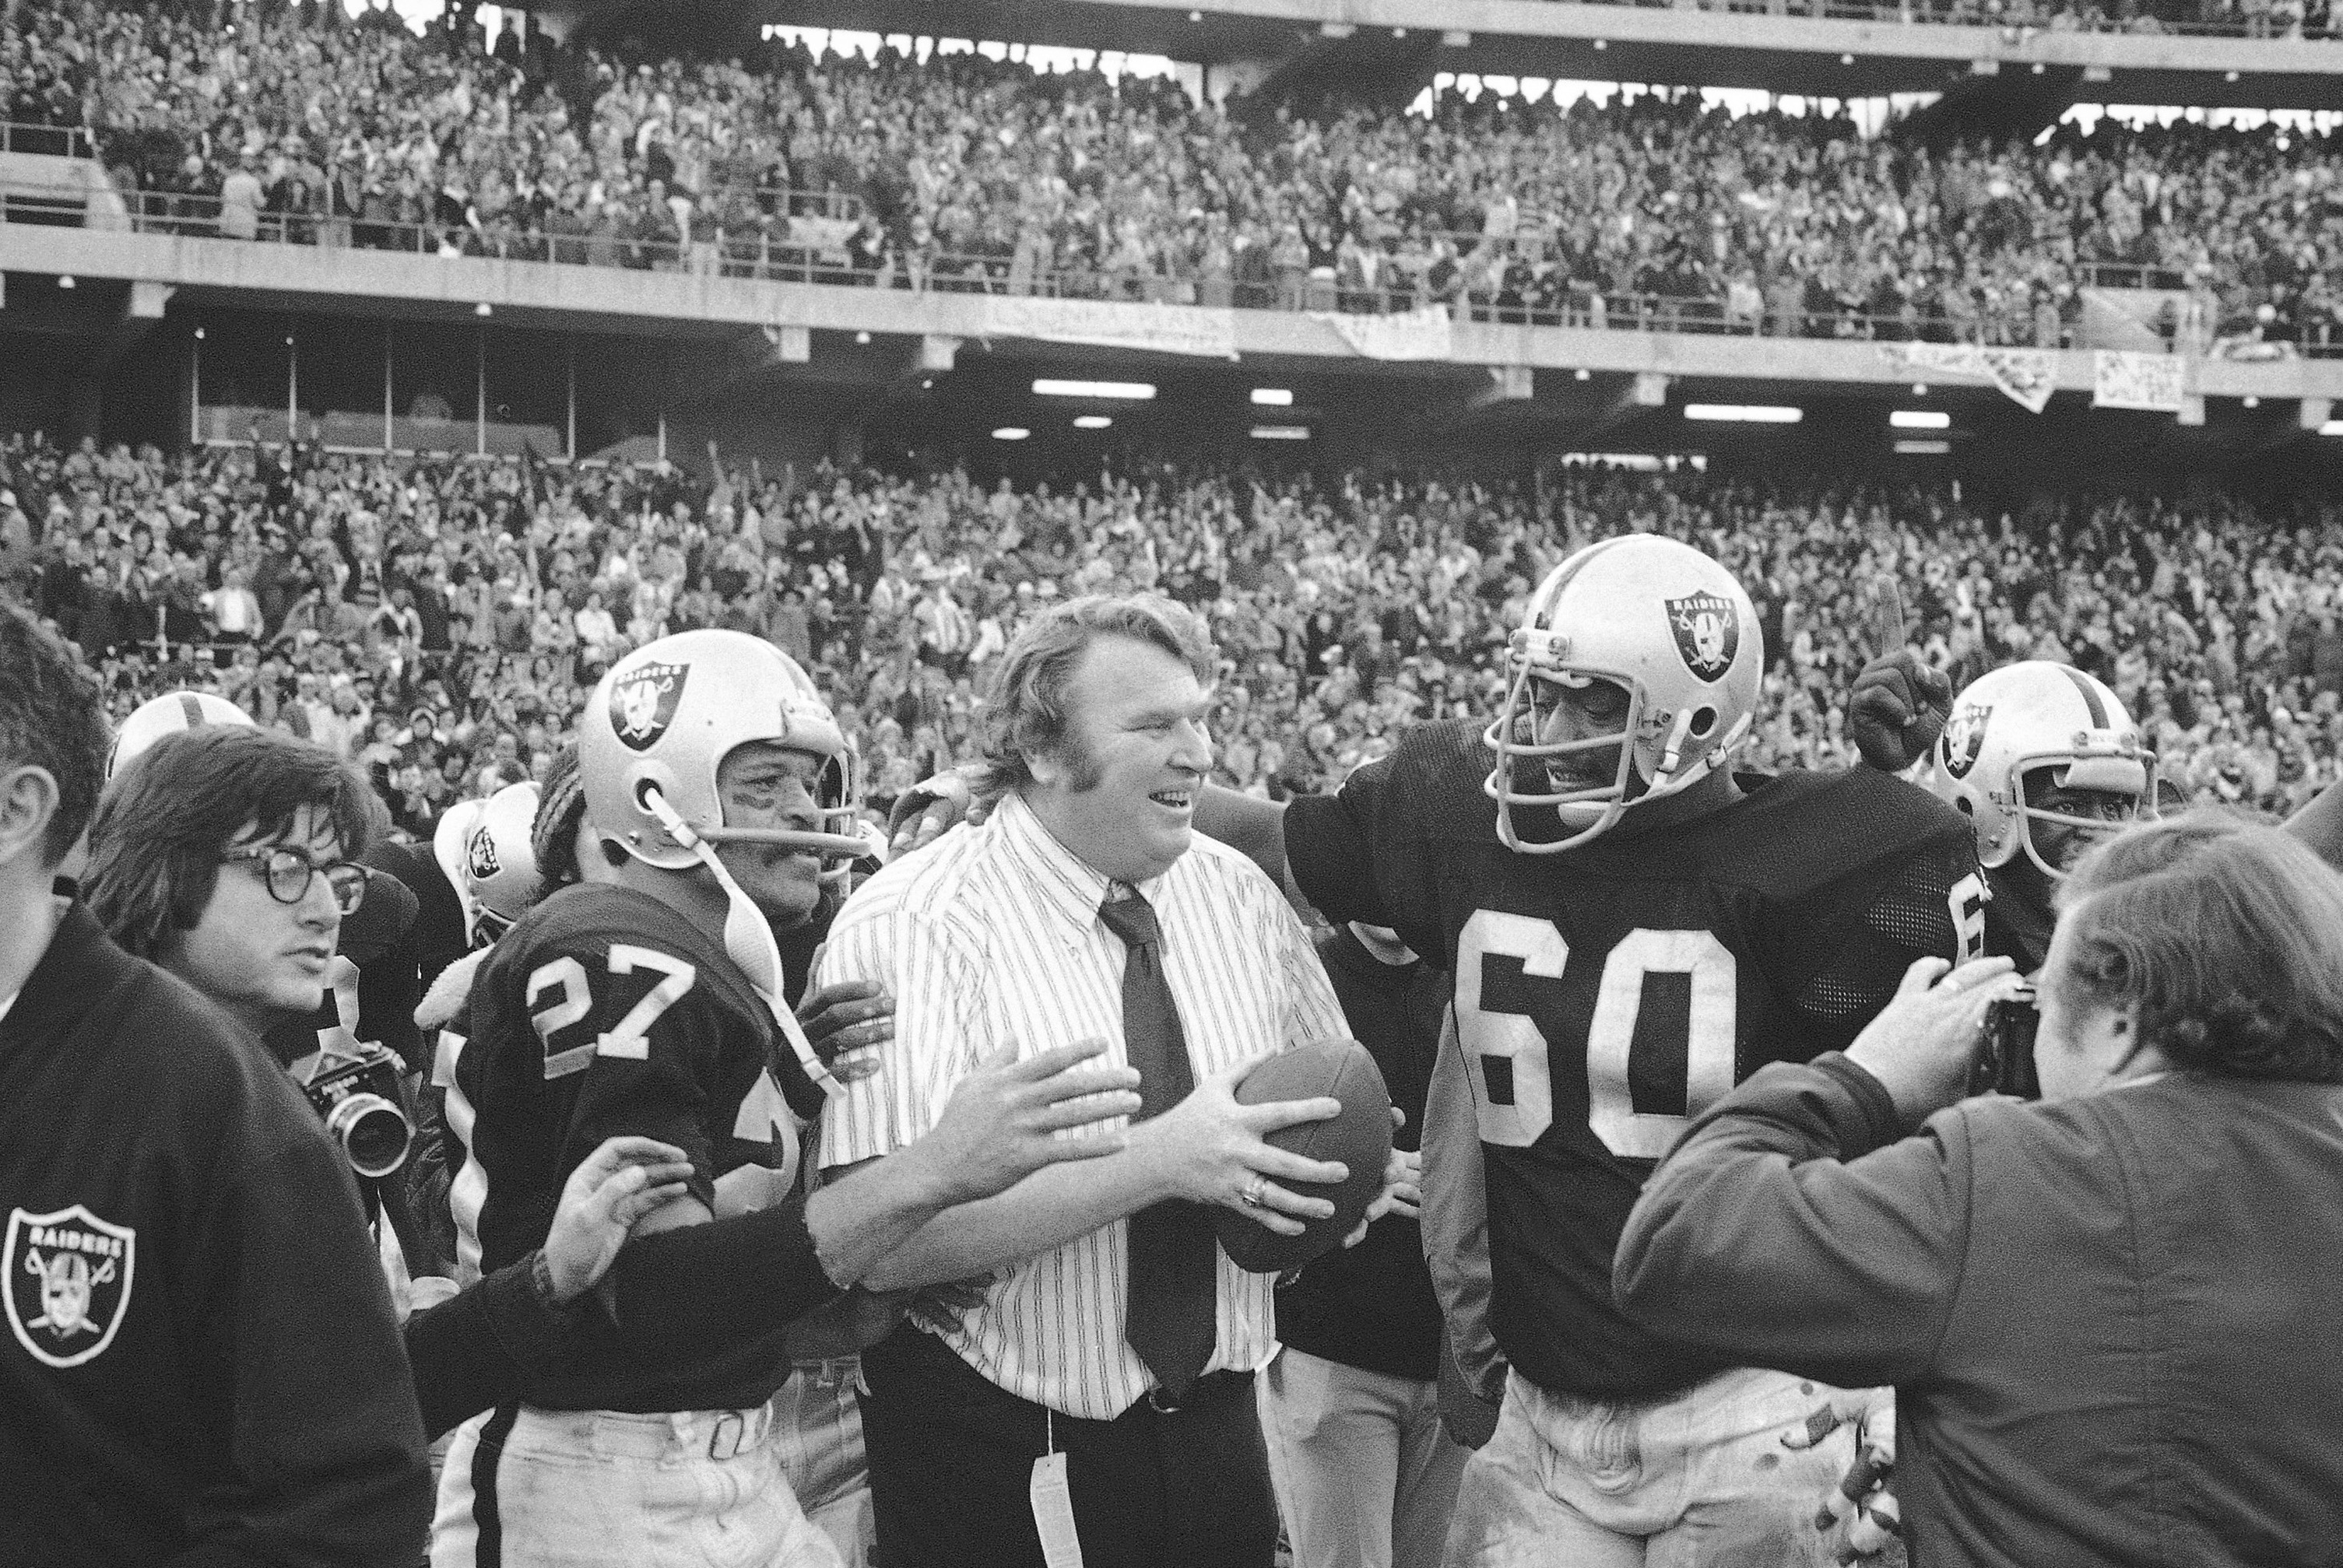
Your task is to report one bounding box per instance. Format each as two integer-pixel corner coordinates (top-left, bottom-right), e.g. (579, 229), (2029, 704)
(1098, 889), (1217, 1404)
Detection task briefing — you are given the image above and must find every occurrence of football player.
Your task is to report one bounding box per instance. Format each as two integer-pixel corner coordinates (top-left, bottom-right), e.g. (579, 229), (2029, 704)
(897, 537), (1984, 1565)
(434, 630), (1140, 1568)
(427, 752), (889, 1565)
(1850, 658), (2154, 973)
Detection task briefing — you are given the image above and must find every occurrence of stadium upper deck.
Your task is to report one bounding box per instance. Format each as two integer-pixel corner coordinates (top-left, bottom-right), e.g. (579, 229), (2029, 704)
(2, 0), (2338, 463)
(565, 0), (2343, 109)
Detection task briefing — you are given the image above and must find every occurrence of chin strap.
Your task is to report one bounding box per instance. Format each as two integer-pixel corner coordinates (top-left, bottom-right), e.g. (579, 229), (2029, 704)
(640, 787), (841, 1118)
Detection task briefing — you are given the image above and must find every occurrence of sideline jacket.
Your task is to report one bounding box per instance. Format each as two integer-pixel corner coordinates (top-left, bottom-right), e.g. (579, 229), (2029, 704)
(1614, 1054), (2343, 1568)
(0, 903), (431, 1566)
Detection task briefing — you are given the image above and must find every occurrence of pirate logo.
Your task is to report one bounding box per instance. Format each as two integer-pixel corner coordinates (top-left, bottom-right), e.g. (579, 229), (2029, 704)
(6, 1205), (135, 1370)
(1665, 594), (1741, 683)
(465, 823), (501, 885)
(1942, 702), (1993, 780)
(609, 661), (689, 752)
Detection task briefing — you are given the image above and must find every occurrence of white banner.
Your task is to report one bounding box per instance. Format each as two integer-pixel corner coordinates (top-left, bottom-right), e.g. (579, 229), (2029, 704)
(1308, 304), (1454, 361)
(980, 296), (1238, 360)
(2092, 350), (2187, 412)
(1881, 342), (2058, 415)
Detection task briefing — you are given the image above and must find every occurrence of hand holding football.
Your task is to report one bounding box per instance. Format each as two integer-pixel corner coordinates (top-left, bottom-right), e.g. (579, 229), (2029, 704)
(1210, 1038), (1394, 1274)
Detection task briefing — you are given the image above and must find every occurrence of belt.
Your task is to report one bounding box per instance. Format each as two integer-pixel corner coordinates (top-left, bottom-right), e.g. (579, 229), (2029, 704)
(1529, 1371), (1717, 1418)
(511, 1401), (779, 1462)
(1142, 1368), (1252, 1415)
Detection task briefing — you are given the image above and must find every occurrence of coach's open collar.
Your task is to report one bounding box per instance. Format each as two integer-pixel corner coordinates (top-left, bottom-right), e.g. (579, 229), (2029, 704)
(990, 791), (1169, 949)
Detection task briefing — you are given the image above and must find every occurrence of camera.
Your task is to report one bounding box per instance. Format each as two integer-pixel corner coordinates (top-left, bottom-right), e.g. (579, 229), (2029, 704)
(1971, 988), (2042, 1100)
(302, 1043), (415, 1179)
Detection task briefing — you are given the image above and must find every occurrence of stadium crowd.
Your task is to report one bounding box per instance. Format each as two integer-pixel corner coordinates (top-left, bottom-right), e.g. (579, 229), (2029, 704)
(3, 429), (2338, 833)
(5, 2), (2342, 351)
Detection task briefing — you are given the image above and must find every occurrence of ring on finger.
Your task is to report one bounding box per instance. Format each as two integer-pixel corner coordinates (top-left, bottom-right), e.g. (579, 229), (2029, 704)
(1239, 1176), (1268, 1208)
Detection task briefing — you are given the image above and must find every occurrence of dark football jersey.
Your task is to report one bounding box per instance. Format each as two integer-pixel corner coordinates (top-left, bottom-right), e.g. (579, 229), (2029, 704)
(1284, 719), (1986, 1398)
(451, 882), (799, 1412)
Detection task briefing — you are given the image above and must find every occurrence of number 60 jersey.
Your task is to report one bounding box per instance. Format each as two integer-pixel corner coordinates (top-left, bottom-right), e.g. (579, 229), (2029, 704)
(1284, 719), (1986, 1400)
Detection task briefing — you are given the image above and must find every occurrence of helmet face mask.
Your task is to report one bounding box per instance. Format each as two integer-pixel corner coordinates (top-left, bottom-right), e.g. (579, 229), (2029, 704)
(1490, 662), (1653, 835)
(2011, 756), (2155, 878)
(1483, 537), (1762, 854)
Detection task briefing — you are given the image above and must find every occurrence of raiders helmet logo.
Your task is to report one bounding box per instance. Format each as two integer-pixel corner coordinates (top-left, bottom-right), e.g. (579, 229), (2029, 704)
(6, 1205), (135, 1370)
(1666, 594), (1740, 682)
(465, 823), (501, 884)
(609, 661), (689, 752)
(1942, 702), (1993, 780)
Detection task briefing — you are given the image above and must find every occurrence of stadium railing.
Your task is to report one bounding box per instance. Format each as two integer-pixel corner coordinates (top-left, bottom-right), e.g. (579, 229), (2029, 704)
(7, 178), (2336, 358)
(2079, 262), (2195, 291)
(1526, 0), (2340, 36)
(0, 120), (98, 160)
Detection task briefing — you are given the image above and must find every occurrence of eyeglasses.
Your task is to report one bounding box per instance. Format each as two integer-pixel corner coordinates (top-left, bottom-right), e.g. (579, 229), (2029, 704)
(220, 846), (368, 916)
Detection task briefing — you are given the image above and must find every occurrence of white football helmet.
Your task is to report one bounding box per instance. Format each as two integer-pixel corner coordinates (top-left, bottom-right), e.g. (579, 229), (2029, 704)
(464, 781), (542, 943)
(580, 628), (858, 1110)
(433, 796), (488, 939)
(581, 629), (865, 876)
(1931, 661), (2155, 878)
(1484, 535), (1762, 852)
(108, 690), (255, 780)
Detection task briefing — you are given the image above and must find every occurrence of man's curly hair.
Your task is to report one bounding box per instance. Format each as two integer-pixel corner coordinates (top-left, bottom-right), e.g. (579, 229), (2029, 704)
(529, 743), (588, 898)
(971, 594), (1216, 800)
(2056, 814), (2343, 1082)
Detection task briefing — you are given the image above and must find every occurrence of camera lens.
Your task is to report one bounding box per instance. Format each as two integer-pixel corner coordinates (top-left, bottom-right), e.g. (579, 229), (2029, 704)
(327, 1093), (413, 1179)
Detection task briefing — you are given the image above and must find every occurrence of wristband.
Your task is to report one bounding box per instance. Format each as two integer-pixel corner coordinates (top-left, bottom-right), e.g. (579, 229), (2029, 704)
(529, 1247), (562, 1310)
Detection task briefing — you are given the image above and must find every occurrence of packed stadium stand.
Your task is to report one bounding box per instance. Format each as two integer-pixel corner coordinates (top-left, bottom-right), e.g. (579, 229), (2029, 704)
(4, 0), (2341, 828)
(6, 2), (2341, 348)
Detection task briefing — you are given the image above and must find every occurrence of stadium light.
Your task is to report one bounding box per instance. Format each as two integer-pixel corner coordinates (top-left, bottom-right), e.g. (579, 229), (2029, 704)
(1684, 404), (1802, 424)
(1895, 440), (1951, 455)
(1575, 368), (1592, 381)
(1250, 425), (1312, 440)
(1033, 379), (1157, 400)
(475, 302), (492, 317)
(992, 427), (1031, 441)
(1073, 416), (1112, 430)
(1250, 388), (1294, 406)
(1890, 410), (1951, 430)
(56, 275), (74, 289)
(2243, 397), (2260, 409)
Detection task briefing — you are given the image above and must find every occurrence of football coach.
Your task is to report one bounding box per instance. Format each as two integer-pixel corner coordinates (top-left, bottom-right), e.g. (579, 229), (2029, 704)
(0, 602), (431, 1564)
(1614, 813), (2343, 1567)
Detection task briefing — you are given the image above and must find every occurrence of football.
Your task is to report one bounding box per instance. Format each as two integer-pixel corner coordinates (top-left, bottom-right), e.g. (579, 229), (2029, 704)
(1209, 1038), (1396, 1275)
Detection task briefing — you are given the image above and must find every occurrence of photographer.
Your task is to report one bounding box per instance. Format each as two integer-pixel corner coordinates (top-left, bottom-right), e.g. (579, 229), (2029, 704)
(82, 724), (701, 1442)
(0, 603), (431, 1565)
(1614, 815), (2343, 1566)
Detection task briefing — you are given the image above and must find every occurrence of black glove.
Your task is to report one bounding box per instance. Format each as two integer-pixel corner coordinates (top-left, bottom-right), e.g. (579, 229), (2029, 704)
(1849, 650), (1951, 773)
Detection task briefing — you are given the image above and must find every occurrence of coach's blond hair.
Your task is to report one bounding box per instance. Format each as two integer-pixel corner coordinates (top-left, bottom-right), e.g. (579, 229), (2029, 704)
(973, 594), (1216, 800)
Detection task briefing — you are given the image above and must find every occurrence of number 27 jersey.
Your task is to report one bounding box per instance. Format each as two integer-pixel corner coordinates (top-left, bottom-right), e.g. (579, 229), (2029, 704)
(448, 882), (798, 1412)
(1284, 719), (1986, 1398)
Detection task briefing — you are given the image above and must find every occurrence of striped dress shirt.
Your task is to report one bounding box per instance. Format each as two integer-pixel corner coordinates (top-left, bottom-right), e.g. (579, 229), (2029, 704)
(816, 790), (1349, 1420)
